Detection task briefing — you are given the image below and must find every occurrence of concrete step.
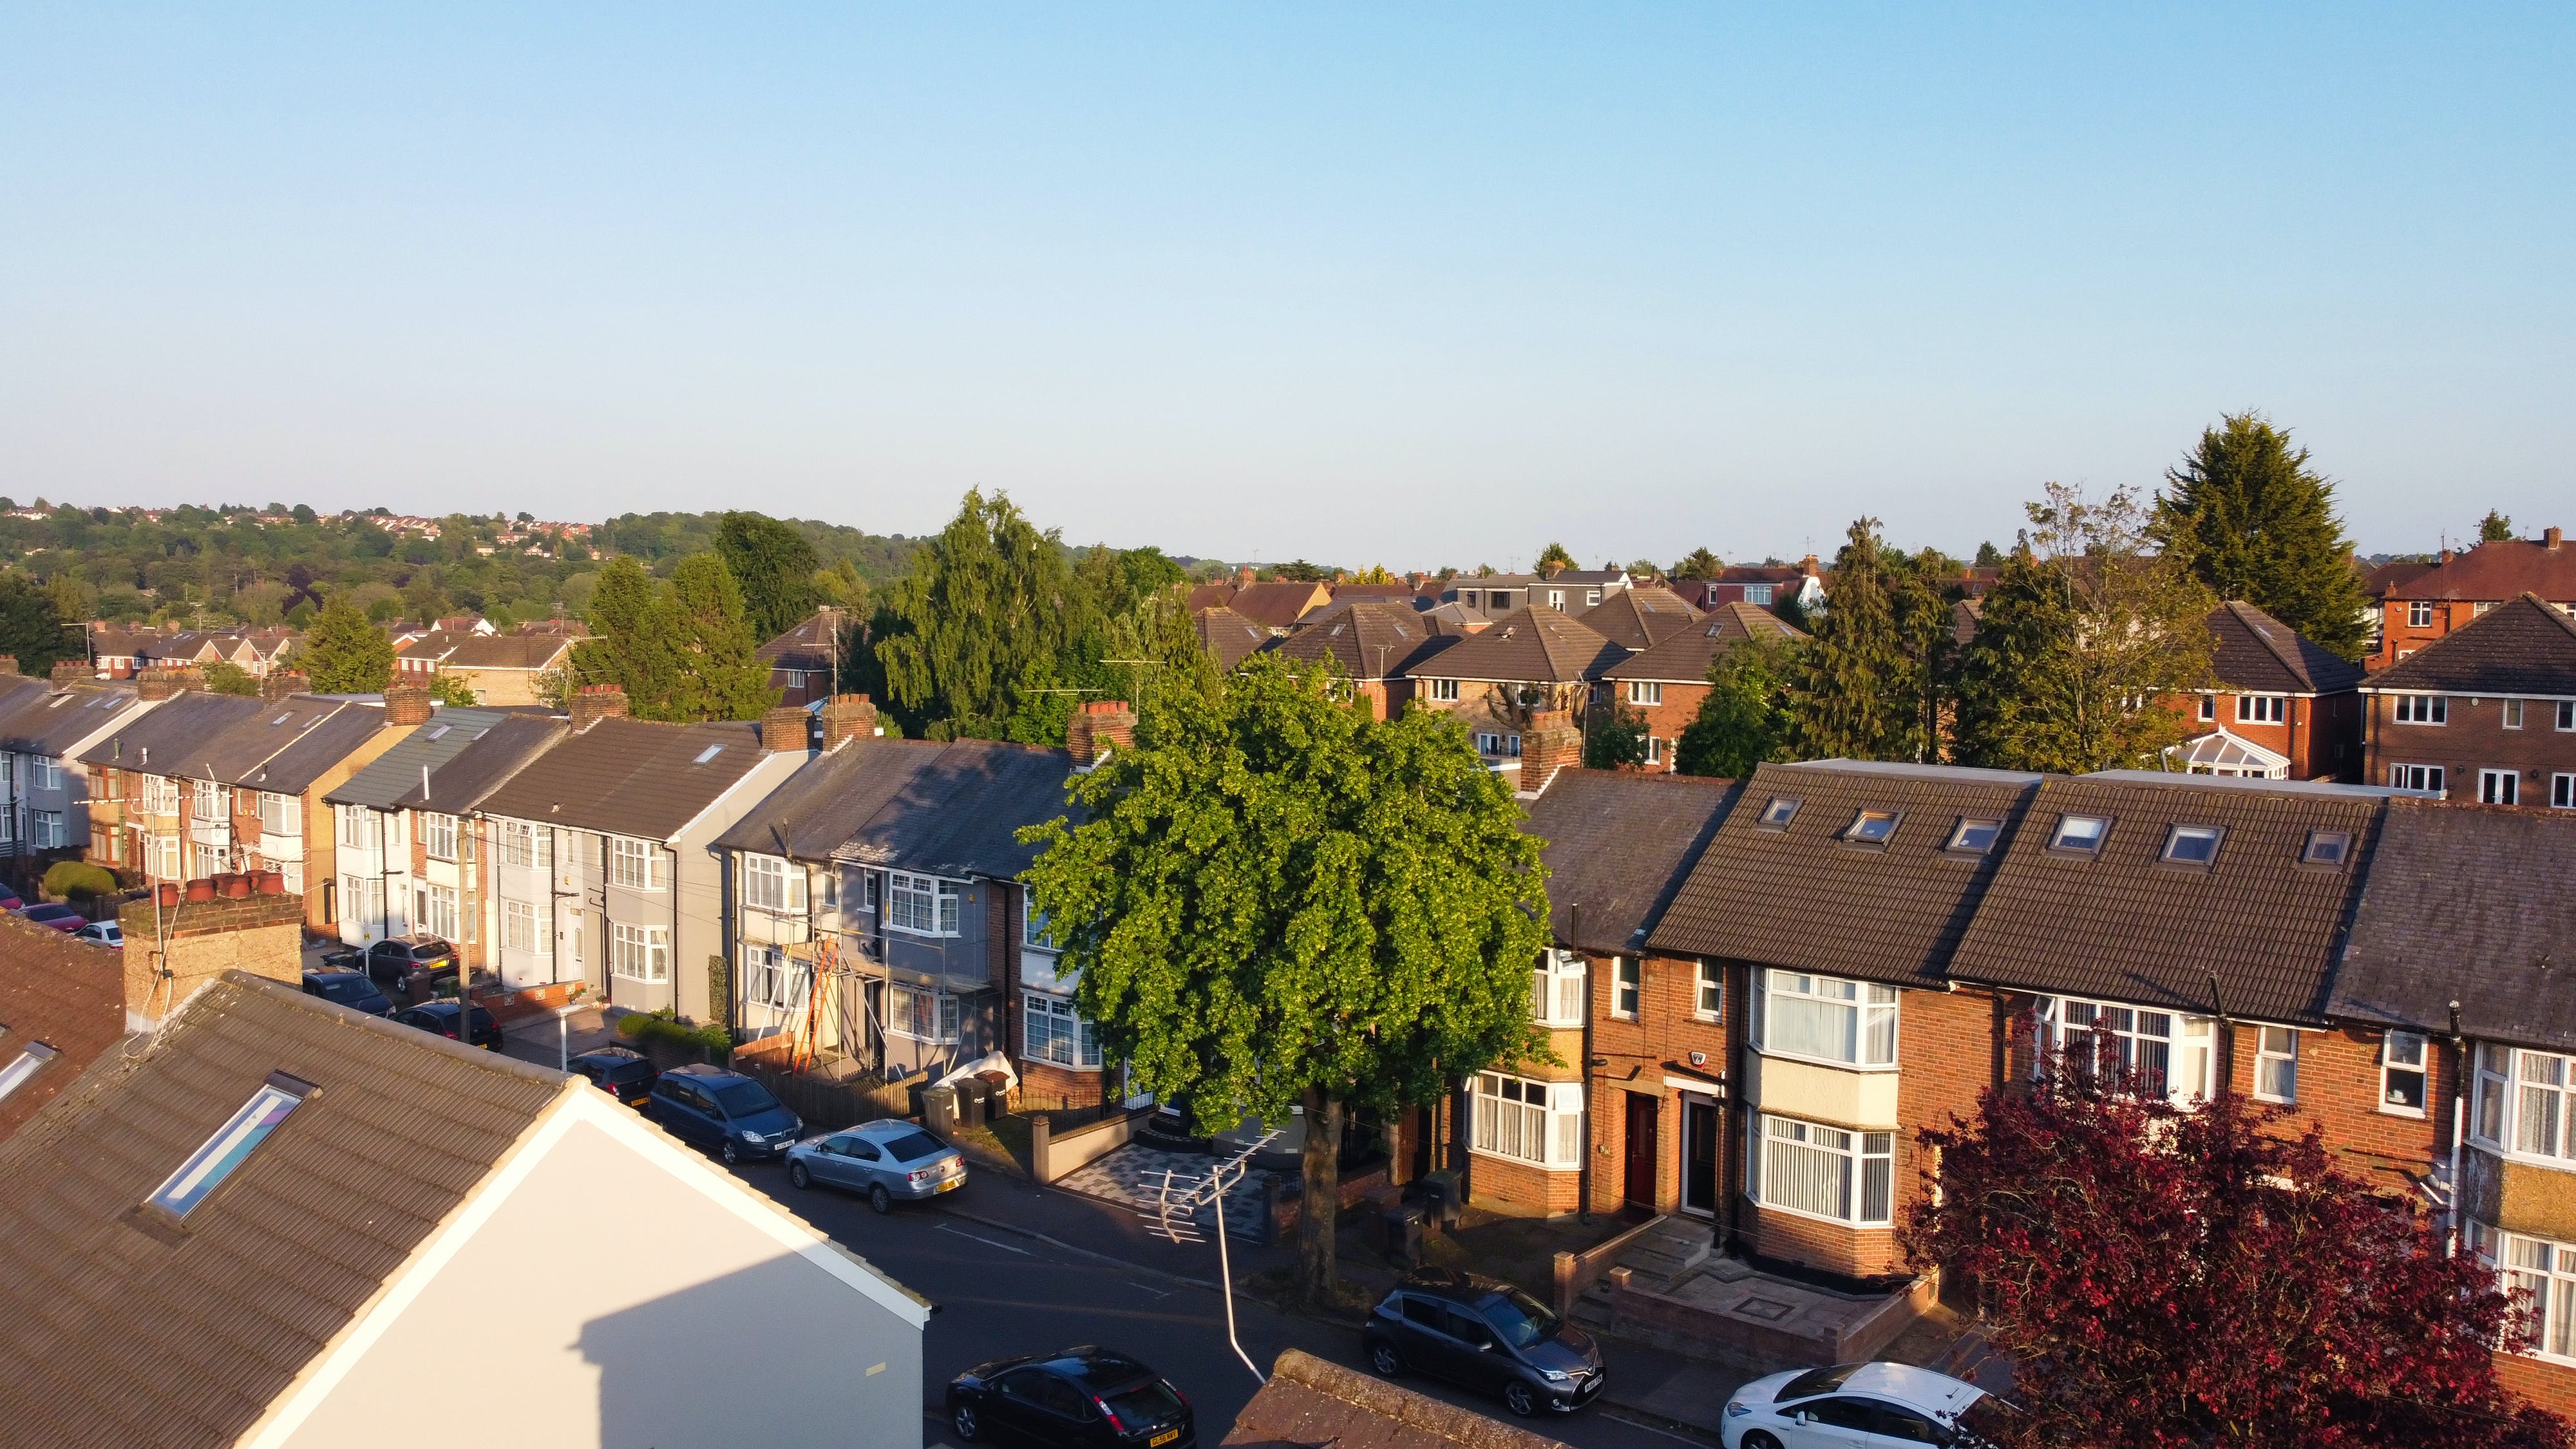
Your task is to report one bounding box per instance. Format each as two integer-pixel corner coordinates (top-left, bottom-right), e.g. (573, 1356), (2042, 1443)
(1568, 1298), (1612, 1331)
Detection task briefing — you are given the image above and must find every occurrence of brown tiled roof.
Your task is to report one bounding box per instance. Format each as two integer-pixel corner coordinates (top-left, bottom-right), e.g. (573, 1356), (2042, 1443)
(1602, 603), (1804, 684)
(1195, 606), (1274, 670)
(440, 634), (574, 671)
(1228, 580), (1334, 630)
(1184, 582), (1237, 612)
(2362, 593), (2576, 696)
(0, 972), (564, 1449)
(1948, 773), (2390, 1025)
(1571, 585), (1699, 652)
(1406, 605), (1627, 685)
(2382, 536), (2576, 601)
(478, 715), (776, 839)
(1329, 583), (1419, 603)
(0, 914), (126, 1144)
(1522, 770), (1740, 954)
(755, 609), (846, 673)
(2328, 799), (2576, 1052)
(1647, 760), (2044, 985)
(392, 627), (471, 660)
(2207, 601), (2363, 695)
(1950, 597), (1984, 648)
(1223, 1349), (1575, 1449)
(2364, 560), (2433, 599)
(1273, 601), (1464, 681)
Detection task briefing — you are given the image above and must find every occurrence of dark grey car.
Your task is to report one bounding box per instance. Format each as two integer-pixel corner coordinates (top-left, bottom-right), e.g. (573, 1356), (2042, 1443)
(784, 1118), (967, 1213)
(1363, 1269), (1606, 1416)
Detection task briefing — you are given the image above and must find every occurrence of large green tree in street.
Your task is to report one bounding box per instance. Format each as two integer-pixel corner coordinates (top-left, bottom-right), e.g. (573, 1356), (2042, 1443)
(1677, 633), (1801, 778)
(1670, 546), (1724, 580)
(0, 574), (71, 677)
(715, 511), (824, 641)
(2151, 413), (2371, 661)
(871, 491), (1095, 740)
(1953, 484), (2215, 773)
(300, 597), (395, 693)
(664, 552), (780, 722)
(1019, 656), (1550, 1305)
(1786, 520), (1954, 762)
(571, 555), (679, 714)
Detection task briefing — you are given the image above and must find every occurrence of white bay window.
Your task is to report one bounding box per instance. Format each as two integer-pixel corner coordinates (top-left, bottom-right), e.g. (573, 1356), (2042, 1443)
(609, 835), (665, 891)
(611, 923), (669, 982)
(1754, 1113), (1893, 1226)
(2472, 1222), (2576, 1363)
(1531, 951), (1586, 1028)
(1757, 970), (1897, 1067)
(888, 872), (960, 936)
(888, 985), (960, 1043)
(743, 853), (807, 914)
(1469, 1072), (1583, 1170)
(1024, 993), (1102, 1068)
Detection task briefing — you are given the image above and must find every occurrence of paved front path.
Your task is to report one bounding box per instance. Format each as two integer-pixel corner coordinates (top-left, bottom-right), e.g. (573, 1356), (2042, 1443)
(1054, 1141), (1278, 1242)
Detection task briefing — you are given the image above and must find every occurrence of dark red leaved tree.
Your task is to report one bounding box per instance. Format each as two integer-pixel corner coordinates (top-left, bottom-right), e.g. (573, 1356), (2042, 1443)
(1901, 1052), (2570, 1448)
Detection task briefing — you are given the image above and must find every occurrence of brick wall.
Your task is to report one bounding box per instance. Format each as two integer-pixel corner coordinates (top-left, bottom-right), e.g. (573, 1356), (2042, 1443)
(1469, 1150), (1583, 1214)
(2364, 692), (2576, 804)
(1895, 986), (2002, 1227)
(2496, 1354), (2576, 1420)
(1750, 1202), (1904, 1278)
(1585, 952), (1727, 1214)
(2375, 599), (2489, 670)
(2272, 1025), (2451, 1194)
(1602, 681), (1710, 772)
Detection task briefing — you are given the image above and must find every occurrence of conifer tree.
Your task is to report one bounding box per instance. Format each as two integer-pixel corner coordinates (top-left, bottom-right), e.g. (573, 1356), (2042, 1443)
(569, 555), (680, 715)
(299, 597), (394, 694)
(2480, 509), (2516, 543)
(1787, 519), (1946, 761)
(1671, 546), (1723, 580)
(2152, 413), (2370, 660)
(665, 552), (779, 722)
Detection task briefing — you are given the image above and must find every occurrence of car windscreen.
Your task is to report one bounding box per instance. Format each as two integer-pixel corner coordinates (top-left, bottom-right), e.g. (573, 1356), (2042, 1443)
(606, 1059), (656, 1083)
(1102, 1379), (1183, 1425)
(1482, 1287), (1561, 1349)
(712, 1081), (781, 1117)
(1778, 1364), (1865, 1401)
(319, 978), (375, 1003)
(882, 1130), (947, 1162)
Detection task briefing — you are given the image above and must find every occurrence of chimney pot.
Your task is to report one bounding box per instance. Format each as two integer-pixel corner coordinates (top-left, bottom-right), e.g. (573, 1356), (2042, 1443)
(384, 681), (434, 727)
(819, 693), (878, 749)
(2548, 527), (2563, 551)
(760, 705), (813, 752)
(567, 683), (630, 731)
(1067, 699), (1137, 768)
(2441, 548), (2456, 564)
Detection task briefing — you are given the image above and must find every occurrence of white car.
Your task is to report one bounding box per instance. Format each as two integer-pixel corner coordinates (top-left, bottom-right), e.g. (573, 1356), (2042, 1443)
(73, 920), (123, 949)
(1721, 1362), (2011, 1448)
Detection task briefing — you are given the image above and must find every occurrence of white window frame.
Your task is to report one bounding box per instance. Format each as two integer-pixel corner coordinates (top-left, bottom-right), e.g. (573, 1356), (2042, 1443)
(1612, 957), (1641, 1020)
(258, 791), (294, 837)
(2481, 768), (2521, 806)
(420, 882), (460, 942)
(610, 923), (670, 983)
(1468, 1072), (1583, 1170)
(502, 898), (550, 956)
(2471, 1222), (2576, 1364)
(30, 757), (61, 791)
(1426, 678), (1459, 703)
(1743, 583), (1774, 605)
(192, 779), (224, 822)
(2407, 600), (2435, 627)
(744, 943), (804, 1012)
(153, 834), (180, 880)
(30, 810), (63, 849)
(2235, 694), (2287, 724)
(887, 871), (961, 936)
(2380, 1030), (2429, 1118)
(2555, 773), (2576, 810)
(742, 853), (807, 914)
(886, 985), (960, 1043)
(337, 804), (370, 848)
(1023, 900), (1052, 952)
(2559, 700), (2576, 732)
(1023, 991), (1103, 1068)
(2506, 698), (2527, 730)
(2197, 694), (2217, 722)
(1531, 951), (1586, 1028)
(2394, 694), (2447, 725)
(2389, 763), (2445, 795)
(1626, 681), (1662, 706)
(609, 835), (665, 891)
(1694, 961), (1723, 1020)
(2253, 1025), (2299, 1103)
(1755, 969), (1898, 1068)
(421, 812), (457, 862)
(2036, 997), (2215, 1104)
(1752, 1113), (1893, 1226)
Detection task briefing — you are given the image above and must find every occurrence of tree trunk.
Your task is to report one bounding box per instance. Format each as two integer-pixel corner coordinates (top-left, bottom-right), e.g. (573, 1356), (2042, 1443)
(1298, 1084), (1343, 1305)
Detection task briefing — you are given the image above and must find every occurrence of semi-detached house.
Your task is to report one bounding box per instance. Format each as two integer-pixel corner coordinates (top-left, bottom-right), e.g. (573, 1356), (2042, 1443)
(0, 670), (154, 877)
(1597, 603), (1806, 773)
(2360, 592), (2576, 807)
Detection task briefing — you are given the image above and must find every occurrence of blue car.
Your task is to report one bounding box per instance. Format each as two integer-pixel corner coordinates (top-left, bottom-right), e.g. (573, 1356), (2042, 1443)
(647, 1065), (802, 1164)
(301, 970), (393, 1017)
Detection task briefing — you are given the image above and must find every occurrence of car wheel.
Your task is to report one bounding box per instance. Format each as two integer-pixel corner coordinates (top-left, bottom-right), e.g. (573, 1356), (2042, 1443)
(1742, 1434), (1783, 1449)
(1368, 1341), (1402, 1378)
(1502, 1379), (1538, 1418)
(788, 1160), (811, 1190)
(720, 1140), (740, 1165)
(951, 1404), (982, 1441)
(869, 1184), (893, 1214)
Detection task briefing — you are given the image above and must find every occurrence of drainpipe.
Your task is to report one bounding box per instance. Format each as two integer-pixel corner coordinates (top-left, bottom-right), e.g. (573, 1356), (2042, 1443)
(668, 840), (681, 1023)
(2208, 973), (2233, 1095)
(1573, 905), (1595, 1225)
(1727, 960), (1750, 1259)
(2448, 1000), (2469, 1251)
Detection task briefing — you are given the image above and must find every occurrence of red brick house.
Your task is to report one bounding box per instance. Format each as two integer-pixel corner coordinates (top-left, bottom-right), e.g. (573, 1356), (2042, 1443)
(2359, 593), (2576, 806)
(1226, 580), (1335, 635)
(1399, 605), (1629, 779)
(1267, 600), (1464, 719)
(1667, 560), (1824, 614)
(2372, 528), (2576, 670)
(2165, 601), (2365, 781)
(755, 608), (848, 707)
(1191, 606), (1273, 672)
(1597, 603), (1807, 771)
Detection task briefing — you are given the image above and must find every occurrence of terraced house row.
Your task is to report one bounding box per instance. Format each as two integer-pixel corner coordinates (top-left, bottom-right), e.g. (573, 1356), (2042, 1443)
(1467, 757), (2576, 1411)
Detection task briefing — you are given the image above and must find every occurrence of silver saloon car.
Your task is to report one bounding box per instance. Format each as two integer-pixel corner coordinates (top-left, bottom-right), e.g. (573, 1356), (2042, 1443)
(784, 1119), (968, 1213)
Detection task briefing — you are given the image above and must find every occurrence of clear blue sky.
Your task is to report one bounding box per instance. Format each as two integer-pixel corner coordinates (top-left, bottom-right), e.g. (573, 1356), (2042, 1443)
(3, 5), (2567, 569)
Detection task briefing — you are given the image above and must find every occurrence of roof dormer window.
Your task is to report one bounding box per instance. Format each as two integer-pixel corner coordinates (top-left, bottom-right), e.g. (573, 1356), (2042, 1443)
(2162, 824), (2224, 865)
(1842, 810), (1902, 845)
(144, 1072), (316, 1221)
(2300, 829), (2353, 867)
(1946, 818), (2002, 855)
(1757, 797), (1801, 829)
(2049, 815), (2108, 855)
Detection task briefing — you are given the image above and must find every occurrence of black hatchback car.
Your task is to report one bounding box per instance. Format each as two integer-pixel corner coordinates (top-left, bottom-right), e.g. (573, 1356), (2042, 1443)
(1364, 1269), (1605, 1416)
(569, 1046), (658, 1107)
(395, 1001), (504, 1050)
(948, 1346), (1193, 1449)
(301, 969), (394, 1017)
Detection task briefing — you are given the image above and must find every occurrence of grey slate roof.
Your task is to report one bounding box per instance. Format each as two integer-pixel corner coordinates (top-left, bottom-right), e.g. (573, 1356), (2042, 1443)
(1406, 605), (1629, 685)
(2327, 799), (2576, 1052)
(327, 707), (518, 809)
(478, 715), (779, 840)
(2361, 593), (2576, 696)
(2206, 601), (2363, 696)
(1947, 773), (2389, 1025)
(229, 702), (391, 795)
(75, 693), (267, 776)
(717, 736), (952, 862)
(825, 738), (1077, 881)
(1520, 769), (1740, 955)
(1601, 602), (1805, 684)
(0, 680), (142, 757)
(0, 972), (565, 1449)
(1647, 759), (2043, 985)
(413, 714), (565, 813)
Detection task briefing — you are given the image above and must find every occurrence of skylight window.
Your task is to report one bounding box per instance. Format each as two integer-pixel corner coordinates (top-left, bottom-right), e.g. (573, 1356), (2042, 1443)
(693, 744), (724, 764)
(2162, 824), (2224, 864)
(2300, 829), (2353, 867)
(2049, 815), (2109, 855)
(0, 1039), (59, 1103)
(1842, 810), (1902, 844)
(1757, 797), (1801, 829)
(424, 724), (450, 740)
(144, 1074), (314, 1220)
(272, 714), (292, 726)
(1946, 818), (2002, 855)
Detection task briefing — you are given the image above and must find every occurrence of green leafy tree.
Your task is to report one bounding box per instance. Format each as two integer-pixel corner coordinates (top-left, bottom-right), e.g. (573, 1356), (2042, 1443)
(1788, 519), (1947, 762)
(1953, 484), (2216, 773)
(665, 553), (779, 722)
(1534, 542), (1577, 577)
(2151, 412), (2371, 661)
(2480, 509), (2516, 544)
(428, 674), (480, 708)
(300, 598), (395, 694)
(1582, 697), (1650, 770)
(201, 660), (261, 696)
(1973, 540), (2004, 568)
(1671, 547), (1724, 580)
(715, 511), (824, 641)
(1019, 656), (1550, 1305)
(871, 491), (1094, 740)
(0, 574), (71, 677)
(570, 556), (681, 715)
(1677, 634), (1801, 778)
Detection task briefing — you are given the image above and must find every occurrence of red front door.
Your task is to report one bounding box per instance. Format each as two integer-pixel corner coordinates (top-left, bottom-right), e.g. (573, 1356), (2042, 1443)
(1624, 1094), (1659, 1209)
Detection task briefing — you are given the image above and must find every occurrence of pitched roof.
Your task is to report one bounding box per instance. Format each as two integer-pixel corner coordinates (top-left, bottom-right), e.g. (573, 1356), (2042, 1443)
(439, 634), (574, 671)
(1570, 585), (1700, 652)
(0, 914), (126, 1144)
(0, 675), (51, 728)
(477, 715), (779, 840)
(2328, 799), (2576, 1052)
(1521, 770), (1740, 955)
(2206, 601), (2364, 695)
(755, 609), (846, 673)
(1329, 583), (1421, 603)
(2364, 559), (2433, 599)
(2362, 593), (2576, 696)
(826, 738), (1076, 880)
(236, 703), (392, 795)
(1647, 760), (2043, 985)
(1273, 600), (1464, 681)
(2383, 535), (2576, 601)
(1406, 605), (1628, 685)
(1947, 773), (2389, 1025)
(715, 735), (949, 862)
(413, 714), (565, 813)
(0, 972), (565, 1449)
(1223, 1349), (1575, 1449)
(0, 680), (141, 757)
(75, 692), (267, 775)
(325, 707), (520, 810)
(1602, 602), (1805, 683)
(1194, 607), (1274, 671)
(1184, 582), (1237, 612)
(1228, 580), (1334, 630)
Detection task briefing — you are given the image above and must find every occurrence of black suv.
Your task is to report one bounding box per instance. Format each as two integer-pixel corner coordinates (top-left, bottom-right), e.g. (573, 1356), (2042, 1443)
(948, 1346), (1193, 1449)
(1363, 1269), (1605, 1417)
(569, 1046), (658, 1108)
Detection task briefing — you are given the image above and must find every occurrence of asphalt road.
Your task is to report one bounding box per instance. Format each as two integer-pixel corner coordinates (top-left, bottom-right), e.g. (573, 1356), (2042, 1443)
(719, 1158), (1717, 1449)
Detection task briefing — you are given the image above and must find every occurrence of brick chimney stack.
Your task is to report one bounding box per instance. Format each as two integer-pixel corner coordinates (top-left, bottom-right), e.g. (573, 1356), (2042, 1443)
(136, 666), (199, 701)
(1236, 565), (1255, 589)
(569, 683), (629, 732)
(50, 659), (90, 686)
(0, 656), (17, 676)
(1066, 699), (1137, 770)
(384, 681), (434, 728)
(1518, 710), (1584, 795)
(260, 669), (308, 704)
(1800, 554), (1821, 577)
(2548, 527), (2564, 551)
(760, 706), (813, 752)
(2441, 548), (2456, 565)
(819, 693), (878, 750)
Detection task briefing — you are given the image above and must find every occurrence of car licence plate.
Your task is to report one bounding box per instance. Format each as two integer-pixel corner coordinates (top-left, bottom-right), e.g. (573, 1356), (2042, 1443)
(1150, 1431), (1179, 1447)
(935, 1174), (963, 1192)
